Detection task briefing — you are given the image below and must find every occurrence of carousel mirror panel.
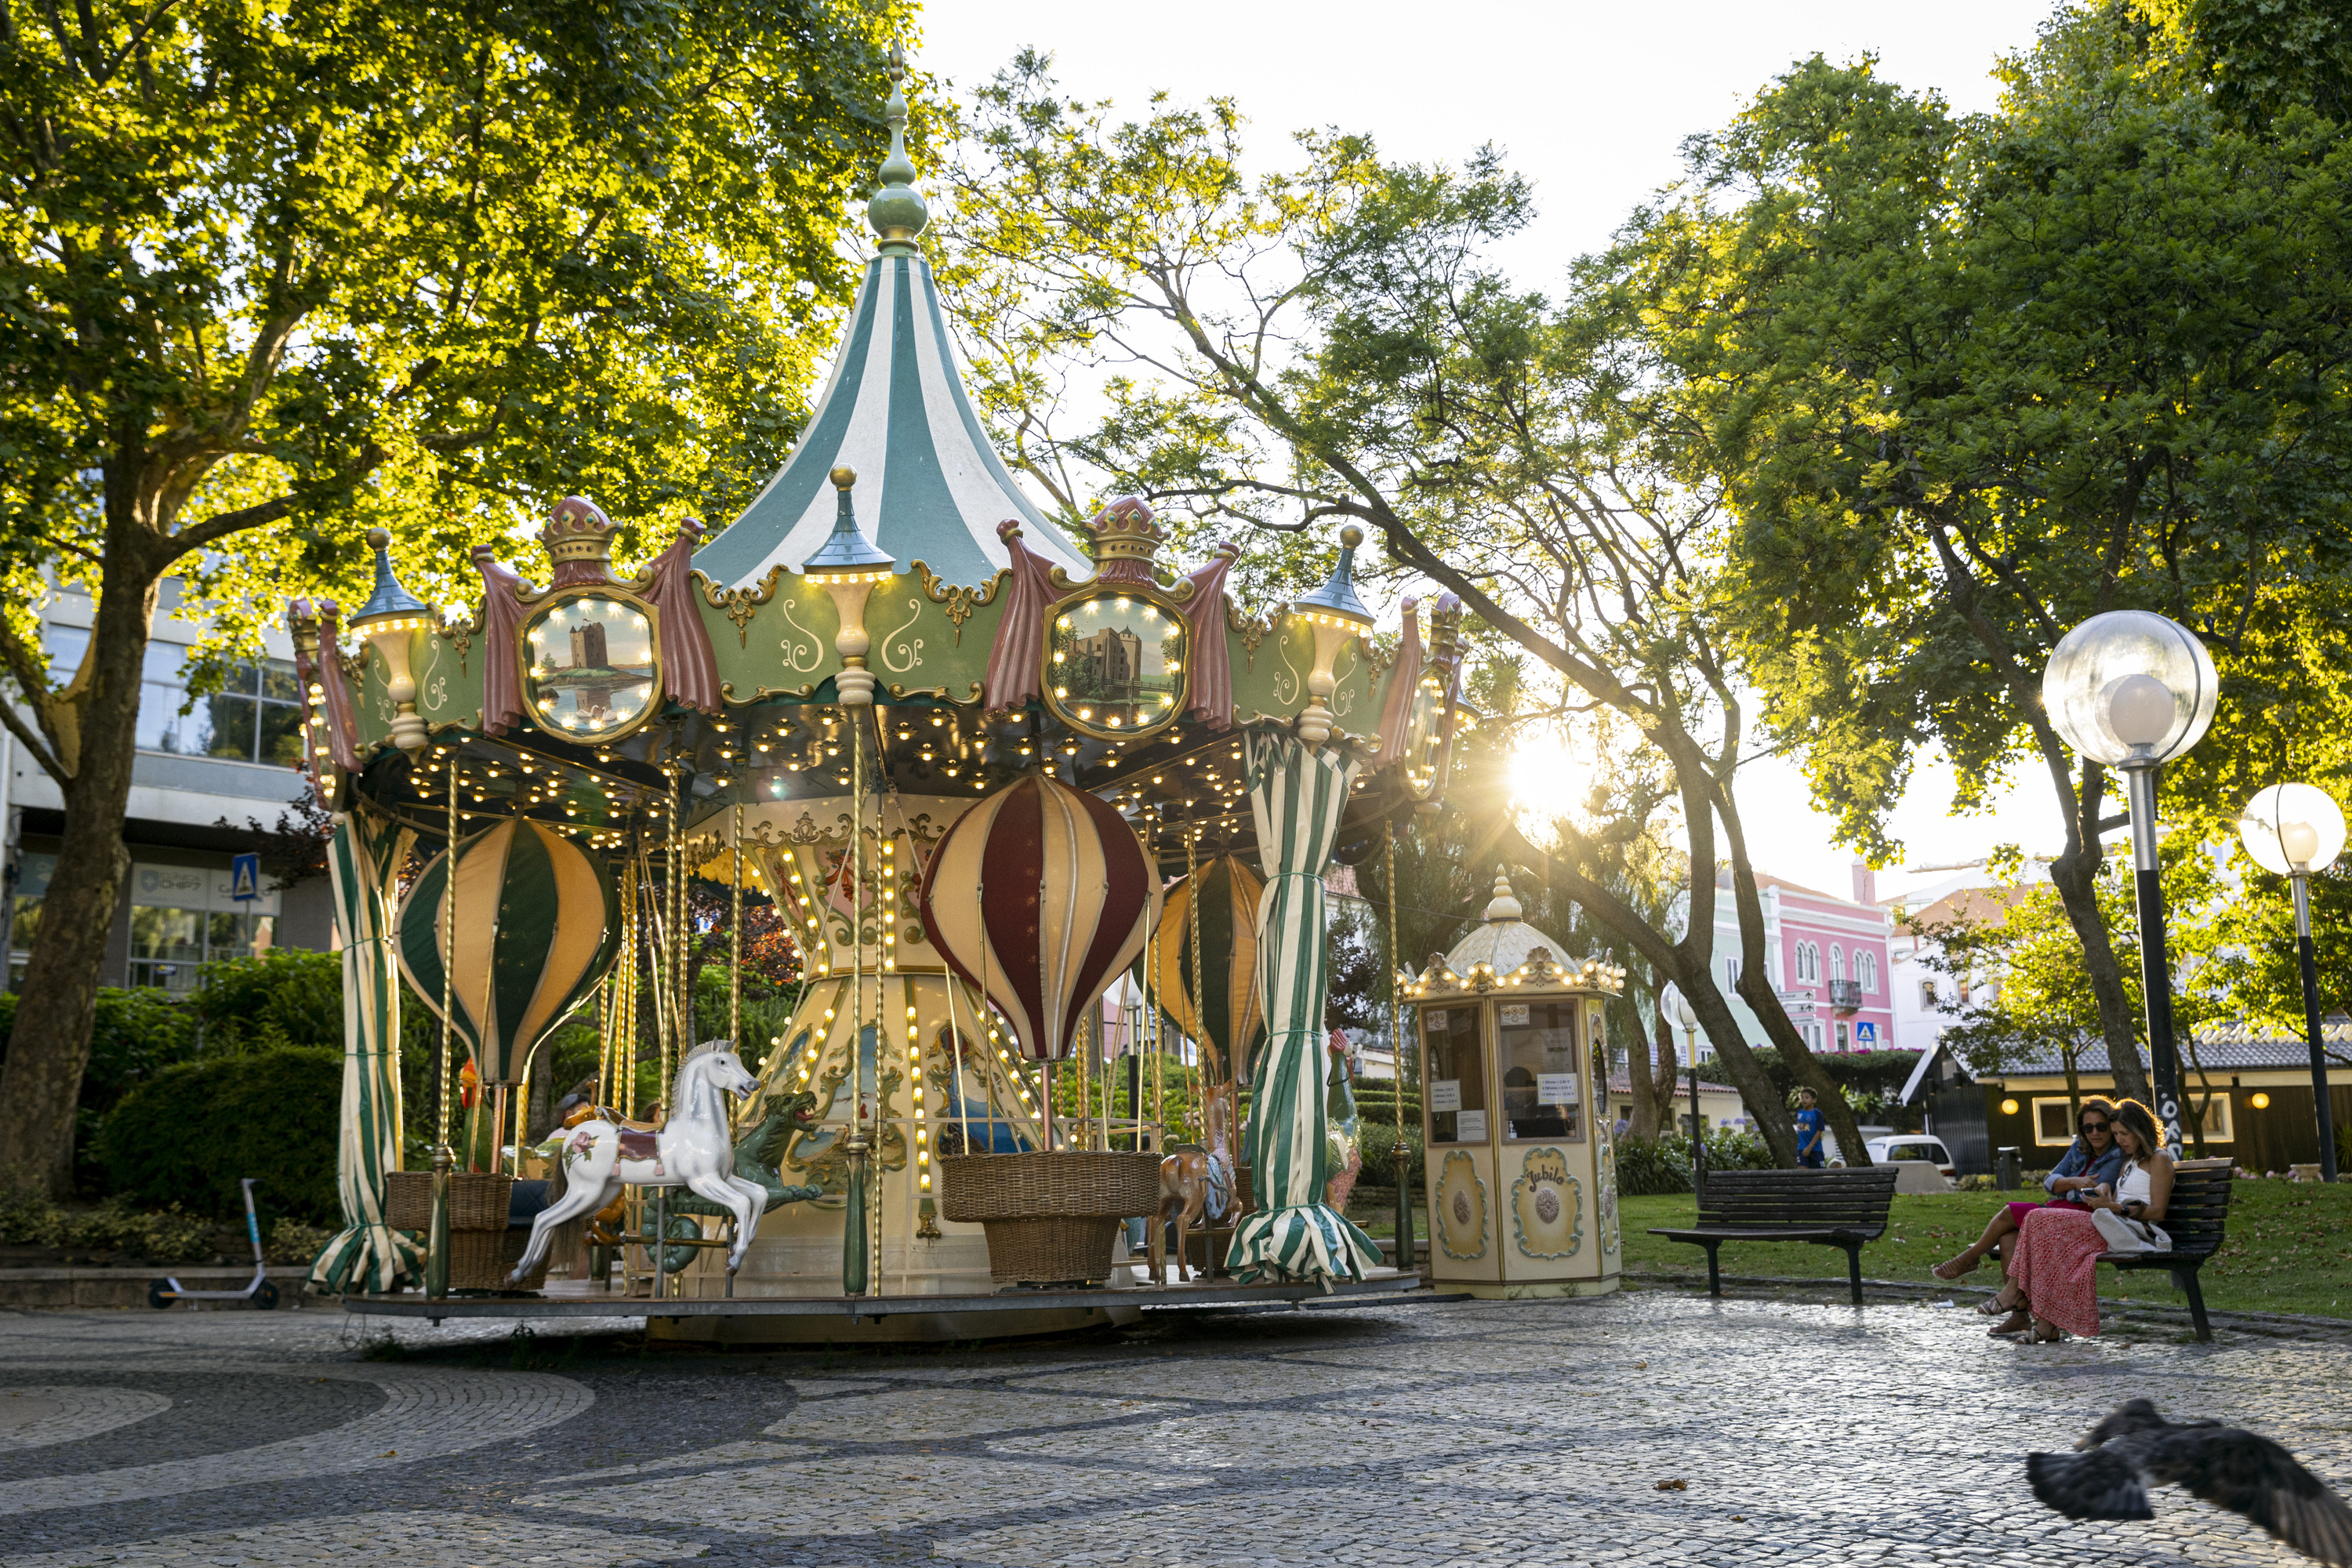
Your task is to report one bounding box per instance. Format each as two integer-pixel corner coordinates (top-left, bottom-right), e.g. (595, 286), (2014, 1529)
(1498, 997), (1584, 1142)
(525, 596), (658, 736)
(1047, 593), (1185, 737)
(1421, 1004), (1488, 1145)
(1403, 671), (1448, 797)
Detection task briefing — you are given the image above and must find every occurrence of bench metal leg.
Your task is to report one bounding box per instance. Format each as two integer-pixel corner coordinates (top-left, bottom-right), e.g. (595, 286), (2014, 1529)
(2179, 1267), (2212, 1342)
(1844, 1242), (1864, 1305)
(1704, 1241), (1722, 1297)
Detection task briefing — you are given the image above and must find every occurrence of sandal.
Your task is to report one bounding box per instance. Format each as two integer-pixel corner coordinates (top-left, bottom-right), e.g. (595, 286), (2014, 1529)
(2024, 1318), (2066, 1344)
(1976, 1286), (2024, 1316)
(1987, 1311), (2031, 1337)
(1933, 1254), (1978, 1281)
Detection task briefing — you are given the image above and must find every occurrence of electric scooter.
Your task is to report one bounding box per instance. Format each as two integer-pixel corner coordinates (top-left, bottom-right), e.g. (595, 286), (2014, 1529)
(147, 1178), (280, 1310)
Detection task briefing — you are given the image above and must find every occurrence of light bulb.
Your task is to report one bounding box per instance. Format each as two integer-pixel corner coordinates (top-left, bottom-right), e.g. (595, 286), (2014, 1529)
(2103, 673), (2176, 748)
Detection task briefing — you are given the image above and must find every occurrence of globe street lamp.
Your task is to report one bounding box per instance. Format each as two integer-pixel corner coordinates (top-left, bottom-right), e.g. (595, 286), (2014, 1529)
(1658, 981), (1704, 1183)
(2238, 783), (2347, 1181)
(2042, 611), (2219, 1148)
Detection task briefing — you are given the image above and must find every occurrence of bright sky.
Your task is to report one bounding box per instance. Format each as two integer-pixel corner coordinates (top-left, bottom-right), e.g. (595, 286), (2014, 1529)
(920, 0), (2070, 902)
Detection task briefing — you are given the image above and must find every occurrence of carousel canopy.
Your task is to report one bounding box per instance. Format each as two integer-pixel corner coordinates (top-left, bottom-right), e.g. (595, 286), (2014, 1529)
(692, 64), (1088, 591)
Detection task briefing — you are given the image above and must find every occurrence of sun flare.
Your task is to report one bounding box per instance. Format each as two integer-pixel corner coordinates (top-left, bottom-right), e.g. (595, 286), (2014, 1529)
(1508, 731), (1598, 824)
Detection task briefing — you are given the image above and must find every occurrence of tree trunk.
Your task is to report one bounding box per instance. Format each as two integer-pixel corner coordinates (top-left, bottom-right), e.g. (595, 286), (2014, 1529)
(1710, 785), (1873, 1167)
(1624, 986), (1662, 1138)
(1647, 1011), (1679, 1134)
(0, 544), (160, 1194)
(2045, 840), (2154, 1108)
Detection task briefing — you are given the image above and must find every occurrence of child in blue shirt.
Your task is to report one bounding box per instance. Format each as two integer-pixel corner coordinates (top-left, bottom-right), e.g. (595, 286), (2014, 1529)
(1794, 1087), (1827, 1168)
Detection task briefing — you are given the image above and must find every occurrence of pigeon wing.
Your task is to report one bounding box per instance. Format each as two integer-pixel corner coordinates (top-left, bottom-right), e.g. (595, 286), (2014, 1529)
(2149, 1428), (2352, 1566)
(2028, 1448), (2154, 1521)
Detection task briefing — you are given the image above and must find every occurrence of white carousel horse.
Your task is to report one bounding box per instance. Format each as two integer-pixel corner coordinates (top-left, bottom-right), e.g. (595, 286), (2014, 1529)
(506, 1041), (768, 1284)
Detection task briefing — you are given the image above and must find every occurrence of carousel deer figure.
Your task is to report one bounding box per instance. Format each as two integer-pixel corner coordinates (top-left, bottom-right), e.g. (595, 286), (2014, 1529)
(508, 1040), (768, 1285)
(1151, 1079), (1236, 1284)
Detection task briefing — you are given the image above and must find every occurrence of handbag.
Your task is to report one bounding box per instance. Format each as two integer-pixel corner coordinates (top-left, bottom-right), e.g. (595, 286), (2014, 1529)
(2092, 1205), (2171, 1254)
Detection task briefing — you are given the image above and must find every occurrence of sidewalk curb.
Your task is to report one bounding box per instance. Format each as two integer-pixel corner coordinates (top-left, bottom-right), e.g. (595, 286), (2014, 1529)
(1621, 1269), (2352, 1338)
(0, 1265), (314, 1311)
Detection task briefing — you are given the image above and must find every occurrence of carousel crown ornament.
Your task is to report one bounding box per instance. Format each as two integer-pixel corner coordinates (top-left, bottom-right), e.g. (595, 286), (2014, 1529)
(541, 495), (626, 586)
(290, 43), (1477, 1330)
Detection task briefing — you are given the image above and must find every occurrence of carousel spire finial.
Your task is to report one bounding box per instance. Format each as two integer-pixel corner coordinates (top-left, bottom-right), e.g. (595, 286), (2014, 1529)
(1483, 866), (1522, 923)
(867, 42), (928, 252)
(1294, 524), (1374, 627)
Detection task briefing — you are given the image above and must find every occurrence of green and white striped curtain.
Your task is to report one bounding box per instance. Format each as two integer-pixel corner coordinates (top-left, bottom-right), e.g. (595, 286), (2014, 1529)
(308, 810), (426, 1296)
(1227, 729), (1384, 1286)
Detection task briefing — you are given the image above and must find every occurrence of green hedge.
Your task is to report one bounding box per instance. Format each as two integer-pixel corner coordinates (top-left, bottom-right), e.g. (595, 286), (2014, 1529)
(1358, 1120), (1424, 1185)
(94, 1047), (343, 1225)
(1612, 1129), (1777, 1196)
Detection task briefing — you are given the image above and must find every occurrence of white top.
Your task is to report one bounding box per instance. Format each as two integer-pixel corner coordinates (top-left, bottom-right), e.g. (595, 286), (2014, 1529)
(2115, 1160), (2156, 1207)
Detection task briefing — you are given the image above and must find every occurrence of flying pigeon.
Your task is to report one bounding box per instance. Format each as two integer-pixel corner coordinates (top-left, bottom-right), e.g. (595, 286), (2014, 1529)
(2028, 1399), (2352, 1565)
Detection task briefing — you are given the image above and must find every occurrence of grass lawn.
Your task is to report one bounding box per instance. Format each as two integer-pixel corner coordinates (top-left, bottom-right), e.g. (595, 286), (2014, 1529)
(1618, 1181), (2352, 1319)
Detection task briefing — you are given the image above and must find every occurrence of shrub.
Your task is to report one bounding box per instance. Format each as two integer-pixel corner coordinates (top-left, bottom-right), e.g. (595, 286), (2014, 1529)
(194, 949), (345, 1053)
(267, 1217), (335, 1265)
(67, 1197), (215, 1261)
(0, 1170), (66, 1247)
(1613, 1129), (1778, 1195)
(1358, 1120), (1423, 1185)
(0, 1174), (216, 1261)
(95, 1046), (343, 1225)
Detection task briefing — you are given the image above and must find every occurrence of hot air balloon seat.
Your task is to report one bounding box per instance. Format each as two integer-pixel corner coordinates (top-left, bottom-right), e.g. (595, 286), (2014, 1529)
(507, 1043), (769, 1285)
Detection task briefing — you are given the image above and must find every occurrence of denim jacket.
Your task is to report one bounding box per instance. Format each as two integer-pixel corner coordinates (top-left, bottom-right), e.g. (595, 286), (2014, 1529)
(2043, 1137), (2125, 1196)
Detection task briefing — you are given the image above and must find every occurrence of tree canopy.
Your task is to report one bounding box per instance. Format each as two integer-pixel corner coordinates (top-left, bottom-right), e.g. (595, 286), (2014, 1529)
(0, 0), (906, 1190)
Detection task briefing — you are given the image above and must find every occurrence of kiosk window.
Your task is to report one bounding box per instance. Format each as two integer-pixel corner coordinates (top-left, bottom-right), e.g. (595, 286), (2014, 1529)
(1497, 998), (1583, 1142)
(1421, 1005), (1486, 1144)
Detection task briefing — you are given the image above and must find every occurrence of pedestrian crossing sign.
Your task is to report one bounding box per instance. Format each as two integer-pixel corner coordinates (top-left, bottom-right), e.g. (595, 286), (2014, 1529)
(230, 853), (261, 902)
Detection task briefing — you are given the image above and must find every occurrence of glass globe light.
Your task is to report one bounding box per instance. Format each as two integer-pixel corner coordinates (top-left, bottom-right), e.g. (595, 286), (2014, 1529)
(2041, 611), (2218, 767)
(2238, 782), (2347, 877)
(1658, 981), (1699, 1032)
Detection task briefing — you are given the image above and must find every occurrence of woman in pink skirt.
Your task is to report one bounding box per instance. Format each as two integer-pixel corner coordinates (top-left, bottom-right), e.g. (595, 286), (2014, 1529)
(1986, 1098), (2175, 1342)
(1933, 1098), (2121, 1287)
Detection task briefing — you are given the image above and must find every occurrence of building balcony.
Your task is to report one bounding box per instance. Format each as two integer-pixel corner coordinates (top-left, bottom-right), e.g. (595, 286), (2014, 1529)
(1827, 979), (1864, 1012)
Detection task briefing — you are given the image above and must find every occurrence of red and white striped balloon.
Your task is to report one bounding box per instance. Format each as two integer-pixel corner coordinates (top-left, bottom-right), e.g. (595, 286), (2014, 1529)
(918, 774), (1161, 1062)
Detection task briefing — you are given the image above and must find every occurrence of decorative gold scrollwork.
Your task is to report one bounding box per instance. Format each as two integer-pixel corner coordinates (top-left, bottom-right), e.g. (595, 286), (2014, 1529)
(916, 562), (1007, 646)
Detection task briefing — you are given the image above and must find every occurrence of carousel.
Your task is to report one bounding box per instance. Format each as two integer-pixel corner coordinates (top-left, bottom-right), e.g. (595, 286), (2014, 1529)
(304, 56), (1472, 1339)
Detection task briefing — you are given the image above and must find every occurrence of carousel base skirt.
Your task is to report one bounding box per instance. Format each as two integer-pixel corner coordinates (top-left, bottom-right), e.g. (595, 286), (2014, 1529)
(337, 1267), (1427, 1338)
(1439, 1276), (1623, 1301)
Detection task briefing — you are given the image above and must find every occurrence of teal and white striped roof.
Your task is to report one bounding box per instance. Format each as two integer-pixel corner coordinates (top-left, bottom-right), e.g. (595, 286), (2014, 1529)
(695, 58), (1088, 590)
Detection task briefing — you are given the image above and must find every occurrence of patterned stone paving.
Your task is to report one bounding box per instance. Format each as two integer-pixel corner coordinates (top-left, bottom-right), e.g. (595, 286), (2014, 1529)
(0, 1289), (2344, 1566)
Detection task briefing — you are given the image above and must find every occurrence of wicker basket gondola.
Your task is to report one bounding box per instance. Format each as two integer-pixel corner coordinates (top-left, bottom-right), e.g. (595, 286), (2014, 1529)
(443, 1218), (583, 1292)
(383, 1171), (513, 1232)
(938, 1152), (1162, 1284)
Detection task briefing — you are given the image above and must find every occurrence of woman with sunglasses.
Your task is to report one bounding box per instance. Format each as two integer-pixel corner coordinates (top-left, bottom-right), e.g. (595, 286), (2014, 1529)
(1932, 1099), (2122, 1286)
(1987, 1098), (2174, 1341)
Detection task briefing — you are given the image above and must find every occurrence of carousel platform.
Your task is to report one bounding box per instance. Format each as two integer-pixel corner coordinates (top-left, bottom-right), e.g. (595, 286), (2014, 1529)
(340, 1266), (1427, 1338)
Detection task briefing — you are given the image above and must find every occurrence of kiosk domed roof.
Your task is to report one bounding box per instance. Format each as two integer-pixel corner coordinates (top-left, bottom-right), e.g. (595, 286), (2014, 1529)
(1443, 868), (1566, 976)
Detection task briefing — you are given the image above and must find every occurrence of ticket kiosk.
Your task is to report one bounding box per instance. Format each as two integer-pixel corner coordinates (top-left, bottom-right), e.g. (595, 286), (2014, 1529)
(1408, 872), (1625, 1298)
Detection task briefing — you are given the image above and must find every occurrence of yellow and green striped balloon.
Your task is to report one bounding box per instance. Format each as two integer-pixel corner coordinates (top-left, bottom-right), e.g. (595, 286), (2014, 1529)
(394, 818), (622, 1086)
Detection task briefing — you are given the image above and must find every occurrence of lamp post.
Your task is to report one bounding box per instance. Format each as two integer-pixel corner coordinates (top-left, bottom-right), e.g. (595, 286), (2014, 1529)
(2238, 783), (2347, 1181)
(1658, 981), (1703, 1185)
(2042, 611), (2218, 1149)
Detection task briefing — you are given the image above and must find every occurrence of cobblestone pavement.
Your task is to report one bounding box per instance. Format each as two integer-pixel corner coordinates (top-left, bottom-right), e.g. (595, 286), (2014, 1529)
(1, 1288), (2347, 1567)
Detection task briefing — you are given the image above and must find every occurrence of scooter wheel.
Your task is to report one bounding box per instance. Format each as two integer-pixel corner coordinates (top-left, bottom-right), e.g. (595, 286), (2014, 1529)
(147, 1281), (176, 1309)
(252, 1281), (281, 1311)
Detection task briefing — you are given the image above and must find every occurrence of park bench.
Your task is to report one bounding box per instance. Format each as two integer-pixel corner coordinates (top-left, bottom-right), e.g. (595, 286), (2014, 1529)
(2099, 1156), (2234, 1341)
(1649, 1167), (1898, 1305)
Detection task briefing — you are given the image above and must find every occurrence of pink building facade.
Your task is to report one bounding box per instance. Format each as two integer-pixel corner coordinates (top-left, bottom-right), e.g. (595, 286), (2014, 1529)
(1707, 862), (1897, 1054)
